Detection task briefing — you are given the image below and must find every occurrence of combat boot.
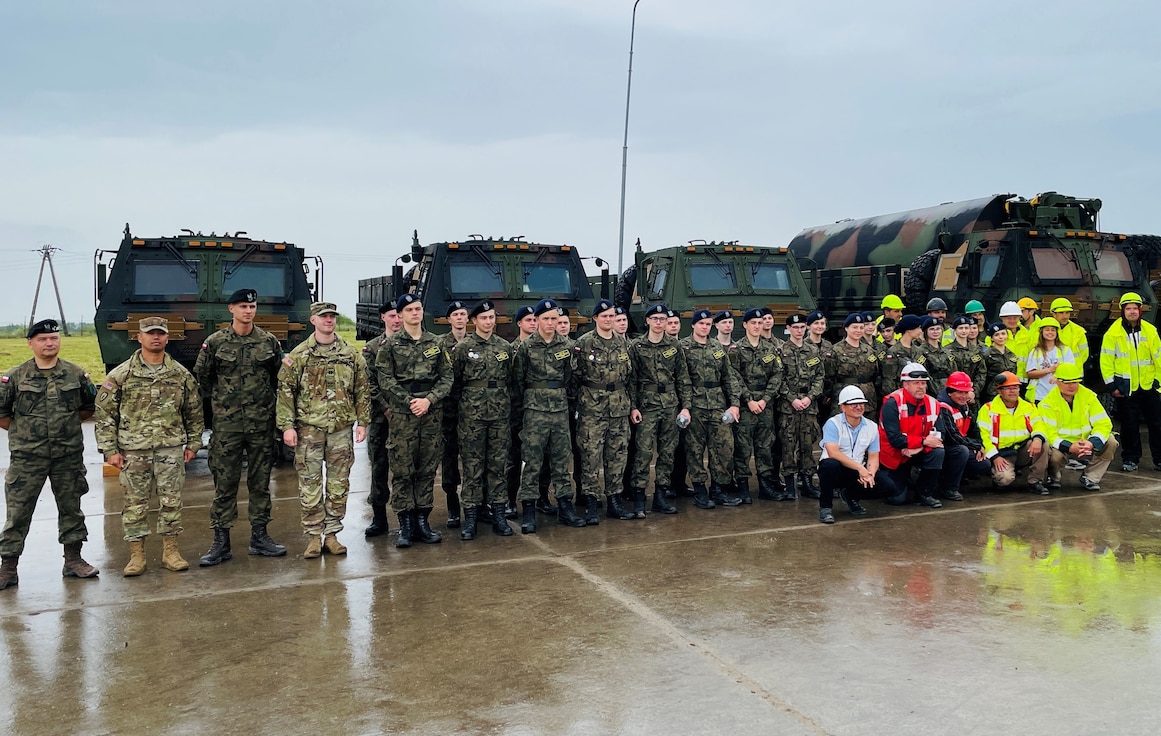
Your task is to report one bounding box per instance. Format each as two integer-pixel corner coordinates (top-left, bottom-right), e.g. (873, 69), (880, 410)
(583, 495), (602, 525)
(710, 483), (743, 507)
(161, 536), (189, 572)
(446, 491), (461, 529)
(557, 498), (586, 527)
(535, 493), (558, 516)
(631, 490), (647, 518)
(322, 534), (347, 555)
(607, 494), (636, 520)
(249, 525), (286, 557)
(395, 511), (415, 548)
(692, 483), (715, 510)
(736, 478), (753, 504)
(62, 542), (99, 579)
(199, 527), (232, 566)
(123, 540), (146, 576)
(651, 485), (677, 514)
(757, 476), (779, 501)
(490, 503), (514, 536)
(798, 472), (821, 499)
(0, 556), (19, 589)
(778, 474), (798, 501)
(504, 501), (519, 520)
(461, 507), (478, 541)
(416, 508), (443, 544)
(478, 502), (494, 523)
(520, 501), (538, 534)
(304, 534), (323, 558)
(365, 504), (390, 537)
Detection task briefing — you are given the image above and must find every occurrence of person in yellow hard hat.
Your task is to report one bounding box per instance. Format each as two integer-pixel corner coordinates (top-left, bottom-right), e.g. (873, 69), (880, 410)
(880, 294), (905, 323)
(1034, 362), (1118, 491)
(1100, 292), (1161, 472)
(1049, 298), (1088, 366)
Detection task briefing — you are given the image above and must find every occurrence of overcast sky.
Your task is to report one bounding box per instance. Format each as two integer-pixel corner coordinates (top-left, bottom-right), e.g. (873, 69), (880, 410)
(2, 0), (1158, 324)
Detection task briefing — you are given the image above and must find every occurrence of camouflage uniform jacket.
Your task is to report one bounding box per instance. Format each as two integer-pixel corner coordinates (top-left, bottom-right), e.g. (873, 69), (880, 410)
(981, 347), (1019, 404)
(914, 341), (955, 396)
(193, 324), (281, 431)
(826, 339), (879, 407)
(734, 337), (782, 405)
(808, 336), (834, 353)
(573, 331), (632, 418)
(777, 340), (823, 414)
(452, 332), (513, 423)
(277, 334), (371, 432)
(375, 329), (453, 415)
(945, 341), (988, 397)
(96, 351), (204, 455)
(362, 331), (391, 418)
(630, 335), (691, 412)
(439, 331), (466, 406)
(0, 359), (95, 457)
(680, 337), (742, 410)
(877, 340), (920, 397)
(512, 332), (574, 413)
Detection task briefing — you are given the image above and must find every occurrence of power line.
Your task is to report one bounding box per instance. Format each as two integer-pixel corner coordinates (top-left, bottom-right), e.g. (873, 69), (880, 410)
(28, 244), (70, 336)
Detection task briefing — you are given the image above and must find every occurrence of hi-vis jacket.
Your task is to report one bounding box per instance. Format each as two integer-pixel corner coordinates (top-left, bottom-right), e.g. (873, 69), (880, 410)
(978, 395), (1041, 459)
(1034, 385), (1111, 452)
(1100, 318), (1161, 395)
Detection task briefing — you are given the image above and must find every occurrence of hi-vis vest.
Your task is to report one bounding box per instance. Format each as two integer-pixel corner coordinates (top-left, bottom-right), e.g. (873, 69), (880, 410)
(878, 388), (939, 469)
(1100, 318), (1161, 394)
(978, 395), (1038, 459)
(939, 400), (972, 436)
(1034, 385), (1112, 450)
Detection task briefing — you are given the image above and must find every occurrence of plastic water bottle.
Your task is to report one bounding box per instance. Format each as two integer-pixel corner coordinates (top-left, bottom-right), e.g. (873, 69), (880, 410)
(721, 410), (736, 425)
(676, 414), (690, 429)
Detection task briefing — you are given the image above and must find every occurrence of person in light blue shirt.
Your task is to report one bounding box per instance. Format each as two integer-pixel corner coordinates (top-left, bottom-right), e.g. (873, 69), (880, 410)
(817, 385), (899, 523)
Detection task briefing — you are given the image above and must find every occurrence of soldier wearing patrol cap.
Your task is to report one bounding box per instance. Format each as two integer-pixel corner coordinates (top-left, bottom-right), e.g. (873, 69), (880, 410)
(0, 319), (99, 589)
(825, 313), (880, 426)
(362, 302), (402, 537)
(194, 288), (287, 567)
(97, 317), (205, 576)
(777, 313), (824, 501)
(438, 300), (470, 528)
(732, 307), (781, 504)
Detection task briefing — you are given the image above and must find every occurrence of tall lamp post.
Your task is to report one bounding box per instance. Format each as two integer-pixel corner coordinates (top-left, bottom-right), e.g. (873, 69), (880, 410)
(617, 0), (643, 279)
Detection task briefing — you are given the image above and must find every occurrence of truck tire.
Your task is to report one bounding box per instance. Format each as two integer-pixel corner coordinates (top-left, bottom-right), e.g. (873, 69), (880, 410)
(614, 264), (637, 310)
(1123, 234), (1161, 269)
(903, 249), (941, 314)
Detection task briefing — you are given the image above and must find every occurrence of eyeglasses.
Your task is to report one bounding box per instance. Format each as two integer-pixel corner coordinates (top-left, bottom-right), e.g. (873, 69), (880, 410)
(901, 371), (930, 380)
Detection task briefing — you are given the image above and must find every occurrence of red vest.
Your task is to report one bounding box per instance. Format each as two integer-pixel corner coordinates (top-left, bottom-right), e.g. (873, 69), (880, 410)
(879, 389), (939, 469)
(939, 401), (972, 437)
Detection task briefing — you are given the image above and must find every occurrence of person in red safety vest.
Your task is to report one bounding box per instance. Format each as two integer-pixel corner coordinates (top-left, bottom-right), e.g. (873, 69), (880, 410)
(878, 362), (945, 508)
(934, 371), (992, 501)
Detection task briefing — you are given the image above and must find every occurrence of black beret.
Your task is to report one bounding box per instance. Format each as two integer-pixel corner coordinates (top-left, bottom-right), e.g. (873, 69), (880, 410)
(614, 306), (627, 316)
(395, 293), (421, 312)
(515, 305), (536, 321)
(26, 319), (60, 339)
(446, 301), (469, 318)
(470, 301), (496, 319)
(742, 308), (763, 323)
(533, 299), (559, 317)
(952, 315), (973, 328)
(878, 317), (896, 329)
(592, 299), (615, 317)
(786, 313), (807, 326)
(691, 308), (713, 323)
(227, 288), (258, 305)
(806, 310), (827, 325)
(843, 313), (866, 327)
(644, 304), (668, 319)
(712, 310), (732, 324)
(378, 303), (396, 315)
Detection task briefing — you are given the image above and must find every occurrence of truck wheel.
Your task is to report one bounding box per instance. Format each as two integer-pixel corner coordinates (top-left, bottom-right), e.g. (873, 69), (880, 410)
(903, 248), (941, 313)
(614, 264), (636, 310)
(1123, 234), (1161, 269)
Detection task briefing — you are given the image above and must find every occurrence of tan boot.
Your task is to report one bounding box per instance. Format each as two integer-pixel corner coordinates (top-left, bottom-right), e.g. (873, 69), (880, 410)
(123, 540), (147, 577)
(0, 557), (18, 589)
(161, 536), (189, 572)
(62, 542), (99, 579)
(322, 534), (347, 556)
(303, 534), (322, 559)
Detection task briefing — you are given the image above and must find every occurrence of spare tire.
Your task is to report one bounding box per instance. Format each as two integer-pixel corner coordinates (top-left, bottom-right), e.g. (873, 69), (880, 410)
(614, 264), (637, 310)
(1123, 234), (1161, 270)
(903, 248), (941, 314)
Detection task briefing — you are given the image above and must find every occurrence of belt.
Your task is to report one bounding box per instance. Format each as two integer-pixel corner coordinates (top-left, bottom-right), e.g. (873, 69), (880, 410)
(747, 383), (766, 392)
(407, 380), (434, 393)
(584, 380), (624, 391)
(641, 383), (669, 393)
(527, 380), (564, 389)
(700, 381), (721, 389)
(463, 379), (503, 388)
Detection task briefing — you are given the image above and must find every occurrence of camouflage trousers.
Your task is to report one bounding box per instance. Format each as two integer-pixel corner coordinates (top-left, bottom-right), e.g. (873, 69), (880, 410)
(778, 410), (820, 475)
(578, 412), (630, 498)
(686, 408), (734, 485)
(441, 403), (461, 494)
(0, 451), (88, 557)
(295, 425), (354, 536)
(507, 416), (523, 503)
(388, 409), (444, 512)
(121, 446), (186, 541)
(366, 416), (391, 508)
(733, 407), (774, 480)
(519, 408), (572, 502)
(458, 415), (510, 508)
(630, 406), (679, 490)
(208, 427), (274, 529)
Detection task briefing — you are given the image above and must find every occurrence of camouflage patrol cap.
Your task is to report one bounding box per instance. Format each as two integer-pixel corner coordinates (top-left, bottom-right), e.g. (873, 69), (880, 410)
(446, 301), (469, 318)
(311, 301), (339, 317)
(691, 308), (713, 324)
(139, 316), (169, 333)
(592, 299), (615, 317)
(515, 305), (536, 321)
(533, 299), (559, 317)
(712, 310), (732, 324)
(786, 313), (807, 326)
(26, 319), (60, 338)
(227, 288), (258, 305)
(395, 293), (420, 312)
(470, 301), (496, 319)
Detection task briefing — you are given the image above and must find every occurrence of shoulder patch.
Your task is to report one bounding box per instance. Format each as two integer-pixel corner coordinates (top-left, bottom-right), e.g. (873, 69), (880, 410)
(0, 376), (7, 383)
(282, 356), (294, 367)
(102, 381), (115, 390)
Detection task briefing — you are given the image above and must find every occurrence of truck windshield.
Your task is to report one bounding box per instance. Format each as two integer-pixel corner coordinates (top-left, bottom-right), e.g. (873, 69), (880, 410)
(1094, 249), (1135, 286)
(223, 262), (288, 298)
(449, 261), (505, 294)
(689, 263), (737, 292)
(1030, 248), (1082, 283)
(523, 263), (573, 295)
(134, 261), (198, 296)
(751, 262), (792, 292)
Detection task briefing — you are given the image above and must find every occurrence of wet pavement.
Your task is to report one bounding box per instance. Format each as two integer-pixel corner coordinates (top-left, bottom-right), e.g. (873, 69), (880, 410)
(3, 425), (1161, 735)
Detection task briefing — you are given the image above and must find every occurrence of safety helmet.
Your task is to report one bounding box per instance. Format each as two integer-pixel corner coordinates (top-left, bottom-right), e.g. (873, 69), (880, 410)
(946, 371), (973, 392)
(993, 372), (1021, 389)
(964, 300), (985, 314)
(838, 386), (868, 405)
(1050, 298), (1074, 313)
(1038, 316), (1063, 331)
(881, 294), (905, 310)
(998, 301), (1022, 317)
(899, 362), (930, 381)
(1120, 292), (1144, 307)
(1017, 297), (1038, 310)
(1055, 363), (1084, 383)
(926, 297), (948, 312)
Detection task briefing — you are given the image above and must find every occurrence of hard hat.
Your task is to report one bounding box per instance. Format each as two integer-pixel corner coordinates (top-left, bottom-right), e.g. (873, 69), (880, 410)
(1017, 297), (1038, 310)
(1050, 298), (1074, 313)
(1055, 363), (1084, 383)
(900, 362), (930, 381)
(838, 386), (868, 405)
(998, 301), (1022, 317)
(881, 294), (905, 310)
(1037, 316), (1063, 331)
(926, 297), (948, 312)
(946, 371), (973, 392)
(993, 372), (1021, 389)
(964, 300), (985, 314)
(1120, 292), (1144, 307)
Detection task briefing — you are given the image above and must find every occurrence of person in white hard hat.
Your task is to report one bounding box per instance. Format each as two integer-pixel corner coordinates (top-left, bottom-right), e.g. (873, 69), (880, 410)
(817, 385), (893, 524)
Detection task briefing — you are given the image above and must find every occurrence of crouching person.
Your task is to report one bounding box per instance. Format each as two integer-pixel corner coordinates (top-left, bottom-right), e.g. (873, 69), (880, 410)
(817, 386), (897, 524)
(1034, 363), (1118, 491)
(978, 371), (1049, 494)
(935, 371), (992, 501)
(877, 363), (945, 508)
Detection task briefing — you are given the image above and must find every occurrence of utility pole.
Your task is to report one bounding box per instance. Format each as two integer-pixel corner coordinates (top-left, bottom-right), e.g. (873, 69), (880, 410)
(28, 244), (70, 336)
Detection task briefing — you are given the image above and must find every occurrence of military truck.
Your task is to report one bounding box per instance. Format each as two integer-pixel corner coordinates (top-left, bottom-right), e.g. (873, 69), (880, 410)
(94, 224), (323, 373)
(787, 192), (1154, 354)
(355, 231), (608, 342)
(614, 239), (817, 336)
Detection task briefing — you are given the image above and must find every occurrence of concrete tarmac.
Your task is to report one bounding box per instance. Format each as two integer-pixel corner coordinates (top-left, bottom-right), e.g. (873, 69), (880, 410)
(2, 425), (1161, 735)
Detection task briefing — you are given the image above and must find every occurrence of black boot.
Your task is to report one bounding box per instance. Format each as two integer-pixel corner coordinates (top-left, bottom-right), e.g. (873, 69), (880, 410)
(798, 472), (821, 499)
(736, 478), (753, 504)
(199, 527), (232, 567)
(520, 501), (538, 534)
(757, 476), (779, 501)
(460, 507), (478, 541)
(607, 494), (636, 520)
(692, 483), (716, 510)
(478, 503), (494, 524)
(583, 495), (602, 525)
(535, 495), (558, 515)
(557, 498), (587, 527)
(505, 501), (519, 520)
(631, 490), (647, 518)
(491, 503), (514, 536)
(395, 511), (415, 548)
(445, 491), (461, 528)
(416, 508), (443, 544)
(651, 486), (677, 514)
(249, 524), (287, 557)
(365, 503), (389, 537)
(711, 482), (743, 507)
(778, 474), (798, 501)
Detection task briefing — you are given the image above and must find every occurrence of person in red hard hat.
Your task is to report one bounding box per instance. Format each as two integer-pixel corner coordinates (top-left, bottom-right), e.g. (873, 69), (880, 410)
(935, 371), (991, 501)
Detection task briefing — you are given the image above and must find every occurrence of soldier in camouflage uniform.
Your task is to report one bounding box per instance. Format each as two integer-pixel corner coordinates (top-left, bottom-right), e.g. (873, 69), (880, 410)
(362, 302), (401, 537)
(573, 299), (637, 521)
(945, 315), (988, 403)
(826, 313), (880, 425)
(629, 304), (691, 515)
(194, 288), (286, 567)
(0, 320), (98, 589)
(513, 299), (584, 531)
(877, 315), (924, 398)
(375, 294), (453, 547)
(682, 309), (743, 509)
(732, 308), (781, 504)
(277, 302), (370, 559)
(914, 317), (954, 396)
(96, 317), (204, 577)
(451, 301), (515, 540)
(807, 310), (834, 434)
(439, 301), (469, 528)
(666, 308), (692, 498)
(777, 314), (825, 501)
(981, 323), (1018, 405)
(506, 305), (543, 516)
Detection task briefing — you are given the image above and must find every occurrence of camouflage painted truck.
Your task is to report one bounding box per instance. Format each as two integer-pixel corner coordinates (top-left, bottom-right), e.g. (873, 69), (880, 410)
(787, 192), (1154, 356)
(356, 231), (608, 341)
(94, 224), (323, 374)
(614, 239), (817, 336)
